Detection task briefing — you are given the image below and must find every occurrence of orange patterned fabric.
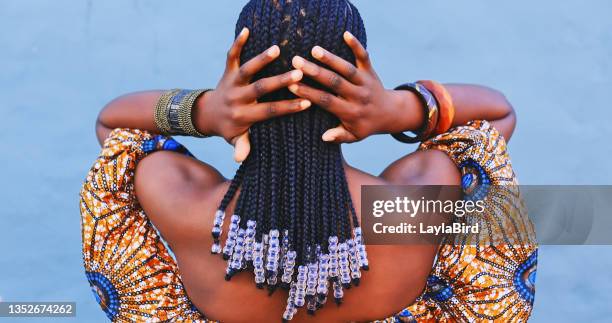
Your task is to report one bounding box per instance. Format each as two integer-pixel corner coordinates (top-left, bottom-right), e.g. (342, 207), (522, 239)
(79, 121), (536, 322)
(80, 129), (208, 322)
(379, 121), (537, 322)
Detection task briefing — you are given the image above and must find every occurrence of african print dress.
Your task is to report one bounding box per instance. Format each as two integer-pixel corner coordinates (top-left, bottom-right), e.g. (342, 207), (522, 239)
(79, 120), (537, 322)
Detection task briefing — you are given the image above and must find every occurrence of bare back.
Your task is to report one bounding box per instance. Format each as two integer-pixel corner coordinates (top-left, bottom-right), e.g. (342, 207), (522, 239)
(134, 148), (460, 323)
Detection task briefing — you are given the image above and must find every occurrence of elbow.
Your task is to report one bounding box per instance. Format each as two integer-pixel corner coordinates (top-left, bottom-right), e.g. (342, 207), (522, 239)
(500, 91), (516, 121)
(97, 99), (116, 129)
(486, 86), (515, 118)
(491, 88), (517, 141)
(95, 100), (117, 146)
(499, 90), (517, 135)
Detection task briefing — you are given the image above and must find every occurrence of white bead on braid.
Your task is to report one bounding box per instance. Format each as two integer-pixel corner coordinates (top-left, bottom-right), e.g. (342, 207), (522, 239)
(222, 215), (241, 260)
(338, 242), (351, 288)
(210, 210), (225, 254)
(354, 227), (369, 270)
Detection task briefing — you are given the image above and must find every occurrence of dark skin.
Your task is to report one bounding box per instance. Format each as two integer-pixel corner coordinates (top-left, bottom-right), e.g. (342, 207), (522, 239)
(96, 28), (516, 322)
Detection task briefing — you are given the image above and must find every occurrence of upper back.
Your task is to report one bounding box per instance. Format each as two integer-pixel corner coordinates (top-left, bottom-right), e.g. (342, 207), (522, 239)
(134, 149), (451, 322)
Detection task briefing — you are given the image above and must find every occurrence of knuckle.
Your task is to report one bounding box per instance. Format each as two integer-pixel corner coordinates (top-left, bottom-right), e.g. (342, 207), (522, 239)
(329, 73), (342, 90)
(346, 64), (358, 78)
(226, 90), (241, 104)
(268, 103), (278, 115)
(345, 110), (358, 121)
(230, 108), (245, 122)
(362, 50), (370, 60)
(319, 93), (333, 107)
(358, 90), (372, 105)
(346, 108), (363, 121)
(254, 80), (266, 96)
(354, 108), (365, 119)
(238, 66), (249, 80)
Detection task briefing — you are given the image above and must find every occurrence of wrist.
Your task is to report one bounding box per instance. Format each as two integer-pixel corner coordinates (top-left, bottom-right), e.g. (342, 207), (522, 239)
(383, 89), (424, 134)
(194, 90), (217, 137)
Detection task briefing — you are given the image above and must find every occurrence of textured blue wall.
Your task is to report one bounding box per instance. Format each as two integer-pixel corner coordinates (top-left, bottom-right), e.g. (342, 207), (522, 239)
(1, 1), (611, 321)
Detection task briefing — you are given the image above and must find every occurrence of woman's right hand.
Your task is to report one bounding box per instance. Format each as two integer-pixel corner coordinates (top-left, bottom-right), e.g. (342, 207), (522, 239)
(196, 27), (312, 162)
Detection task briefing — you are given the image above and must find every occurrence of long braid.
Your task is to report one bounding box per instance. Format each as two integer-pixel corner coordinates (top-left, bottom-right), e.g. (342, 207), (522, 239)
(214, 1), (368, 319)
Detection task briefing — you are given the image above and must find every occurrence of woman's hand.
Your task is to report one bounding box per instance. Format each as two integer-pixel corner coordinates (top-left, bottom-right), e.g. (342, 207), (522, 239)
(197, 28), (312, 162)
(288, 31), (419, 143)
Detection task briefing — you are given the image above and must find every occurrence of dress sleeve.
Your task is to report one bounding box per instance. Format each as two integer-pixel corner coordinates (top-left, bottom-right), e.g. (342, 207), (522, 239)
(383, 121), (538, 322)
(79, 128), (208, 322)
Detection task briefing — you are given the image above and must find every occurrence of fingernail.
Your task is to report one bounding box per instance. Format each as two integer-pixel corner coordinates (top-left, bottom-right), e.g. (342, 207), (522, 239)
(240, 27), (248, 36)
(300, 100), (311, 109)
(288, 84), (299, 93)
(344, 31), (354, 40)
(292, 56), (305, 69)
(267, 45), (280, 57)
(322, 133), (335, 142)
(290, 70), (303, 81)
(312, 46), (324, 59)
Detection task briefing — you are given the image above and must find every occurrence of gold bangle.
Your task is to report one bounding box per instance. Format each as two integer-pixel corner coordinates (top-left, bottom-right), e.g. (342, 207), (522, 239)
(154, 89), (180, 135)
(178, 89), (211, 138)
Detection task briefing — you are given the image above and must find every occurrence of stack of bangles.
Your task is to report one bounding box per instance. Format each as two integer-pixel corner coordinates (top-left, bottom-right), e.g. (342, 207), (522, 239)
(154, 89), (212, 137)
(391, 80), (456, 143)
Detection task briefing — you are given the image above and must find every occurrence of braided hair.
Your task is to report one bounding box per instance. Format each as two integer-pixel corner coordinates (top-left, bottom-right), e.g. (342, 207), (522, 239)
(210, 0), (369, 320)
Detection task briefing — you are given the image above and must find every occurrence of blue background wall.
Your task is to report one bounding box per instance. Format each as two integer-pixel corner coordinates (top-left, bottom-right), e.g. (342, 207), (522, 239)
(1, 0), (611, 321)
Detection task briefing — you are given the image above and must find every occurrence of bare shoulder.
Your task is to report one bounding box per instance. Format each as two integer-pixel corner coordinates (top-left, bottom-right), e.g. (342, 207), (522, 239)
(134, 151), (226, 241)
(380, 149), (461, 186)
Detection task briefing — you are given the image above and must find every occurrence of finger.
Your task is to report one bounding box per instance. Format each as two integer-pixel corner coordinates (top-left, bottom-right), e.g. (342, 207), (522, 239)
(242, 99), (312, 123)
(343, 31), (372, 70)
(236, 45), (281, 83)
(232, 132), (251, 163)
(292, 56), (359, 97)
(311, 46), (362, 84)
(288, 83), (350, 118)
(322, 125), (358, 143)
(226, 28), (249, 69)
(243, 69), (303, 101)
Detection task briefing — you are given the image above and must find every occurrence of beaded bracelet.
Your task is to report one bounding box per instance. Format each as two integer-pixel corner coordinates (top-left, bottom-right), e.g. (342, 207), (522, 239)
(391, 83), (439, 143)
(154, 89), (211, 137)
(417, 80), (455, 135)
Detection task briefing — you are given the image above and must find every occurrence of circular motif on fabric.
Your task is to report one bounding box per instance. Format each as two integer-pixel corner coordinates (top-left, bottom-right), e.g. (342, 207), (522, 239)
(394, 308), (416, 322)
(459, 159), (491, 201)
(162, 138), (181, 151)
(424, 275), (454, 302)
(514, 251), (537, 304)
(86, 271), (120, 320)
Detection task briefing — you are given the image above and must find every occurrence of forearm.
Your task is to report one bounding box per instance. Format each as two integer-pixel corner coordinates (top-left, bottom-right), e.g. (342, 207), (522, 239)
(96, 91), (164, 145)
(95, 90), (215, 146)
(392, 83), (516, 141)
(445, 84), (516, 140)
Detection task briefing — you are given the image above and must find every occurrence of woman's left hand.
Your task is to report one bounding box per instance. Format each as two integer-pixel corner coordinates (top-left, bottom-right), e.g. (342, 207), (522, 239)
(288, 31), (416, 143)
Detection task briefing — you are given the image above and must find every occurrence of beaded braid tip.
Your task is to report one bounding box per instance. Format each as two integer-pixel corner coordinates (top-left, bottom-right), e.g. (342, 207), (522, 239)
(253, 240), (266, 288)
(333, 281), (344, 306)
(210, 210), (226, 254)
(347, 239), (362, 286)
(282, 283), (298, 321)
(222, 215), (241, 260)
(294, 265), (308, 308)
(327, 236), (340, 282)
(338, 242), (351, 289)
(354, 227), (370, 271)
